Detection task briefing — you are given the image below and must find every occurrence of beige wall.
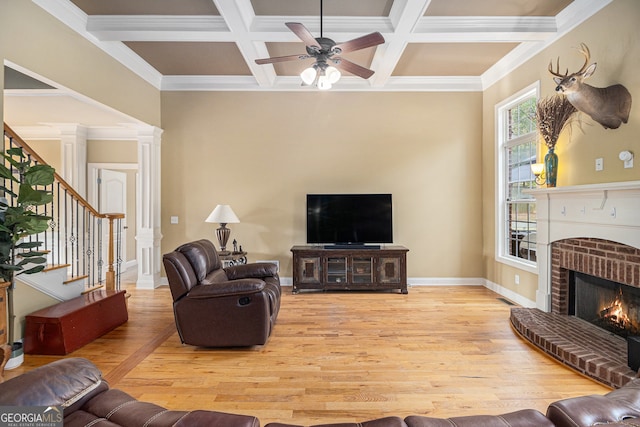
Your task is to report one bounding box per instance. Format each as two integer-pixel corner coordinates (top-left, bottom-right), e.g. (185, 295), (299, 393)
(0, 0), (161, 128)
(482, 0), (640, 301)
(161, 91), (484, 279)
(24, 140), (62, 172)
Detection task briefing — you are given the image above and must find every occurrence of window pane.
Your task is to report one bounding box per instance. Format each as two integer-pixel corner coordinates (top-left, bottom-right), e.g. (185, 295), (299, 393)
(507, 201), (537, 260)
(507, 141), (536, 201)
(507, 98), (536, 140)
(500, 89), (538, 265)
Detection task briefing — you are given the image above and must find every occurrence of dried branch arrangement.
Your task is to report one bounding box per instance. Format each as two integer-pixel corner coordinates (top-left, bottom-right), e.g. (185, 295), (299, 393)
(535, 95), (578, 149)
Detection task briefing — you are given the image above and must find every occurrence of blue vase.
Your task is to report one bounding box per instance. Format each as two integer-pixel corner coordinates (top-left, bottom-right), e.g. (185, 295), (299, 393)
(545, 147), (558, 187)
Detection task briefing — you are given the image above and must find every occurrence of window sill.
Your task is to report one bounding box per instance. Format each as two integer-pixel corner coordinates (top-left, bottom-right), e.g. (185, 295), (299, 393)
(496, 255), (538, 275)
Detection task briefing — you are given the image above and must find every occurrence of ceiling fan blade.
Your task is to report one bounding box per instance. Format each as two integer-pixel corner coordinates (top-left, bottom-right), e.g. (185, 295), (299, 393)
(285, 22), (321, 49)
(255, 54), (311, 65)
(332, 57), (375, 79)
(332, 32), (385, 54)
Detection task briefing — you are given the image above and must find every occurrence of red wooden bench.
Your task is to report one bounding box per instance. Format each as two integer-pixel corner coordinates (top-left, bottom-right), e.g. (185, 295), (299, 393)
(24, 290), (128, 355)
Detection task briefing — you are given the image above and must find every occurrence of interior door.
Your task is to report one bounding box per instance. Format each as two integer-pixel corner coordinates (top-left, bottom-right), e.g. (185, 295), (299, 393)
(99, 169), (127, 274)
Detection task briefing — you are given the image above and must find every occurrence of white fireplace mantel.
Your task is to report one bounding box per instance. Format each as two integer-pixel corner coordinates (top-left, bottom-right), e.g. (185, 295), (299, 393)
(527, 181), (640, 311)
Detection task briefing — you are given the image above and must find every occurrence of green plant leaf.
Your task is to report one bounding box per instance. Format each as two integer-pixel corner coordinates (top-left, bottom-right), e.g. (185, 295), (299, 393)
(5, 147), (25, 158)
(16, 241), (44, 249)
(25, 164), (55, 186)
(0, 187), (18, 199)
(19, 265), (45, 275)
(17, 257), (46, 267)
(19, 252), (46, 259)
(17, 183), (53, 205)
(0, 163), (18, 181)
(0, 263), (21, 272)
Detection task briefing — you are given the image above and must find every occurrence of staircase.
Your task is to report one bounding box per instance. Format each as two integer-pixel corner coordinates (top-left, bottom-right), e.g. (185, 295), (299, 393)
(3, 123), (124, 300)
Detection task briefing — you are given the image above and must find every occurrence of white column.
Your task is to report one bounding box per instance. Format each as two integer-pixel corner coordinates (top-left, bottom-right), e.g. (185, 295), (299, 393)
(57, 124), (88, 198)
(135, 126), (163, 289)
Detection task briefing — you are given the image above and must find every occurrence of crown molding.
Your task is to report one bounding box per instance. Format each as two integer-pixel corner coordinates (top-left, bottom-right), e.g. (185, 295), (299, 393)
(12, 125), (142, 140)
(87, 16), (231, 42)
(31, 0), (614, 93)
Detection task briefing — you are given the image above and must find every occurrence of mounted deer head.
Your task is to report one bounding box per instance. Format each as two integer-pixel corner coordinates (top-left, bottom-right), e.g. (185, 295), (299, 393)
(549, 43), (632, 129)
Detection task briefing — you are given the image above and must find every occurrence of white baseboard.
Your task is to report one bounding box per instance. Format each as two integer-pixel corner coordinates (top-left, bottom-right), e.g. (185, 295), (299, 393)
(278, 276), (536, 308)
(482, 279), (536, 307)
(408, 277), (485, 286)
(278, 277), (485, 287)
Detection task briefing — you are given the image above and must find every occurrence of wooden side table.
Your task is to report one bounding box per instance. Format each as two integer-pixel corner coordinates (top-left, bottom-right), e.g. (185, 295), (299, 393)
(218, 251), (247, 268)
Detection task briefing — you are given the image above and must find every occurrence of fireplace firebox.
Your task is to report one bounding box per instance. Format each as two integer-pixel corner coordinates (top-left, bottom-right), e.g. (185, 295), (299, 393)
(570, 271), (640, 338)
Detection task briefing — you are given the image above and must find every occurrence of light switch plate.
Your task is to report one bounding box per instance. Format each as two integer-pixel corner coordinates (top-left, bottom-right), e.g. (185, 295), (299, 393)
(595, 158), (604, 171)
(170, 216), (179, 224)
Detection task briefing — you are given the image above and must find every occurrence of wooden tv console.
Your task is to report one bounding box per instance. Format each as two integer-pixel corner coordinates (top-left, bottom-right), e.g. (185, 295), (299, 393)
(291, 245), (408, 294)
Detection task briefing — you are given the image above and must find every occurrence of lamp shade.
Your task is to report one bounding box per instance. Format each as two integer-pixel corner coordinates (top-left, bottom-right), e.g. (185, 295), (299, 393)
(531, 163), (545, 176)
(326, 66), (341, 83)
(205, 204), (240, 224)
(300, 67), (317, 85)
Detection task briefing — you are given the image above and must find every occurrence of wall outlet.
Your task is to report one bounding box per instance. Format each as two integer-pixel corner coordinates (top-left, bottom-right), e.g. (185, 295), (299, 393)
(170, 216), (179, 224)
(595, 158), (604, 171)
(515, 274), (520, 285)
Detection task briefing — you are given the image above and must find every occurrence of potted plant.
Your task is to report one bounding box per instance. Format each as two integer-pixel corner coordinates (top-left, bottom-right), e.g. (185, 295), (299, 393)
(0, 147), (55, 368)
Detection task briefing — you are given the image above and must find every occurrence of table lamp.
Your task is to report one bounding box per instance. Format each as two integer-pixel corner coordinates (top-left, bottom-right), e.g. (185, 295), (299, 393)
(205, 204), (240, 252)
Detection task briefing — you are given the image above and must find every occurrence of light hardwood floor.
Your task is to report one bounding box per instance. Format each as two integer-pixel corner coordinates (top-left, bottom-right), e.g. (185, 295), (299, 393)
(6, 284), (610, 425)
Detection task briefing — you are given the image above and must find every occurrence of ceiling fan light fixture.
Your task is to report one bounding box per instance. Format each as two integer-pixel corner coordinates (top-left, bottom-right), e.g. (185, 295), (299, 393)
(326, 66), (341, 84)
(317, 75), (332, 90)
(300, 67), (317, 85)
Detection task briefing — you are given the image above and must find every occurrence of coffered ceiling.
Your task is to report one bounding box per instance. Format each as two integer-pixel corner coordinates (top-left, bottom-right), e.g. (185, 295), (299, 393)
(30, 0), (610, 92)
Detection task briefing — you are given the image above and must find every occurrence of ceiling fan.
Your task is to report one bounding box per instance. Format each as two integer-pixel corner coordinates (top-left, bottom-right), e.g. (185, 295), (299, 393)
(254, 0), (385, 89)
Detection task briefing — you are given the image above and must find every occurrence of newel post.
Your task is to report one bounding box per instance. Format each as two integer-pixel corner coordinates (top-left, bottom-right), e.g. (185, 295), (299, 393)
(104, 213), (125, 291)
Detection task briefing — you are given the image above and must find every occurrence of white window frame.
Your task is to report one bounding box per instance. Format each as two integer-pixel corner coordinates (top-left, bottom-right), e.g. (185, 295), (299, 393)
(495, 81), (540, 274)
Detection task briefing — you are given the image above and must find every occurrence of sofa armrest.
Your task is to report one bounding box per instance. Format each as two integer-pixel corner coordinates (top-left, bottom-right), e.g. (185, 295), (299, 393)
(188, 279), (266, 298)
(265, 417), (408, 427)
(0, 358), (107, 416)
(606, 378), (640, 408)
(78, 387), (260, 427)
(173, 410), (260, 427)
(405, 410), (554, 427)
(225, 262), (278, 280)
(547, 395), (640, 427)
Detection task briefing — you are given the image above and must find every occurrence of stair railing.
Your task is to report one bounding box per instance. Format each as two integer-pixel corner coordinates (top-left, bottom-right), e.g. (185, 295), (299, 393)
(3, 123), (124, 293)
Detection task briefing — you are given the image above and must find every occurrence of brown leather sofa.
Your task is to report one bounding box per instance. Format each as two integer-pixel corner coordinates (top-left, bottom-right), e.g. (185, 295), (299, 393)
(267, 410), (554, 427)
(163, 239), (281, 347)
(266, 380), (640, 427)
(0, 358), (259, 427)
(1, 358), (639, 426)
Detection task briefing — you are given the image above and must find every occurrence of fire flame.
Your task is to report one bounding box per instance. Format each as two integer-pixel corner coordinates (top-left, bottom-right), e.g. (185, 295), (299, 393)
(599, 288), (631, 329)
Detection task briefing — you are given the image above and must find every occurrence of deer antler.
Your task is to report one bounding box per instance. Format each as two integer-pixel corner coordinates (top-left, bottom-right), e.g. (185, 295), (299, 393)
(576, 43), (591, 74)
(548, 57), (568, 78)
(548, 43), (592, 78)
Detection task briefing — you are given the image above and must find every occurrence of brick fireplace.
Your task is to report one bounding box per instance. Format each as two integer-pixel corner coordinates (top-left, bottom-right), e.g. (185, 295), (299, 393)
(550, 238), (640, 316)
(510, 181), (640, 388)
(532, 181), (640, 311)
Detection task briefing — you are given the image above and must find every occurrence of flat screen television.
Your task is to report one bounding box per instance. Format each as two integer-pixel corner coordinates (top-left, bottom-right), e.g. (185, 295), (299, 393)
(306, 194), (393, 247)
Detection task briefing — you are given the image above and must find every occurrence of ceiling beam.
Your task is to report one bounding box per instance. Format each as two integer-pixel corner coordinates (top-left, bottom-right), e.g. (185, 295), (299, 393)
(213, 0), (275, 87)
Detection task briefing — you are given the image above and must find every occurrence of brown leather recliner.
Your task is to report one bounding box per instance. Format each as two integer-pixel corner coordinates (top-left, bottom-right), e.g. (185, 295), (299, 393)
(163, 239), (281, 347)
